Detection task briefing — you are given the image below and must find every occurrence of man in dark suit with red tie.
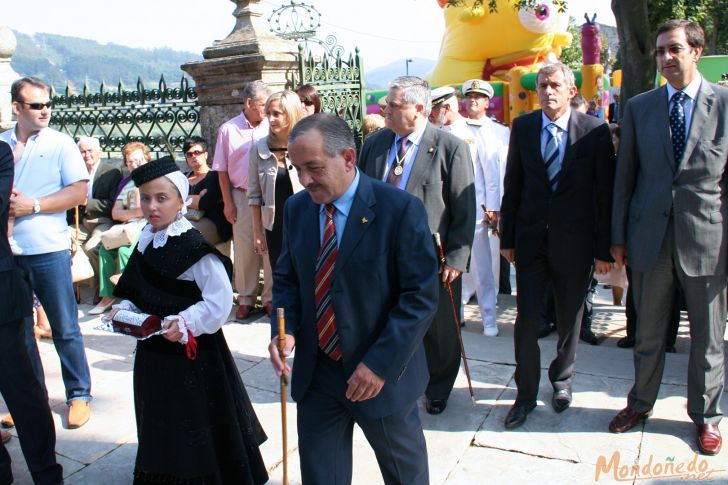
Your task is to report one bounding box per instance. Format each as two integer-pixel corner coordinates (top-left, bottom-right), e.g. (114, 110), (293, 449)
(0, 141), (63, 485)
(269, 114), (438, 484)
(499, 63), (615, 429)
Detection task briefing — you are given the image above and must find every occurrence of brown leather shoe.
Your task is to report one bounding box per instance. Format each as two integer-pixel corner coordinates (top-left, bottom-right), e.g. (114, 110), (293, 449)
(67, 400), (91, 429)
(263, 302), (273, 317)
(0, 413), (13, 428)
(697, 424), (722, 455)
(0, 429), (10, 444)
(609, 406), (652, 433)
(235, 304), (252, 320)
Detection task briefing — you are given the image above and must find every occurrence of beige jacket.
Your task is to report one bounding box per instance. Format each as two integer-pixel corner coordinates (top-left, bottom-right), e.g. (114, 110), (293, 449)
(247, 136), (304, 230)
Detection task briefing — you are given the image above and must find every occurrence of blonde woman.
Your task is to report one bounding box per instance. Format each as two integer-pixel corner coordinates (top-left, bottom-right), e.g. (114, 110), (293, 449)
(248, 91), (304, 310)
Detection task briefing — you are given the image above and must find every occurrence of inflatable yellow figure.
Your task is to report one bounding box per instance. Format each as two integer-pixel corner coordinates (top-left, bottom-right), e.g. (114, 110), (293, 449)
(427, 0), (572, 85)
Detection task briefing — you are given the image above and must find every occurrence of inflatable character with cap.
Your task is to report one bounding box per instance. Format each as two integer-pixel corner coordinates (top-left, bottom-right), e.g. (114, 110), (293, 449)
(427, 0), (571, 85)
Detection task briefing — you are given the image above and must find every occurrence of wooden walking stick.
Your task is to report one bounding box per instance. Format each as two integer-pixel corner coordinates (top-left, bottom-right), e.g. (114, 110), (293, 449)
(433, 233), (476, 404)
(276, 308), (289, 485)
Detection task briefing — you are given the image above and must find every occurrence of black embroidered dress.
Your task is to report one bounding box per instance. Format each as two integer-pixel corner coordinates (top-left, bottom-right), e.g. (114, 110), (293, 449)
(114, 226), (268, 485)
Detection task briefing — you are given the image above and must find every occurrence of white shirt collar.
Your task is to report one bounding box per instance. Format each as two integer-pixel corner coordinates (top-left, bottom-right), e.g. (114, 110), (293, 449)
(542, 108), (571, 132)
(136, 217), (193, 253)
(666, 74), (702, 102)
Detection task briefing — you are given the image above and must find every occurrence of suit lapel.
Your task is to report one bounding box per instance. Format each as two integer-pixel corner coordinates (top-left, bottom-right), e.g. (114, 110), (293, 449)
(529, 112), (550, 187)
(677, 81), (714, 175)
(334, 175), (375, 277)
(405, 124), (437, 192)
(557, 112), (583, 186)
(301, 197), (322, 285)
(371, 130), (396, 179)
(652, 86), (677, 174)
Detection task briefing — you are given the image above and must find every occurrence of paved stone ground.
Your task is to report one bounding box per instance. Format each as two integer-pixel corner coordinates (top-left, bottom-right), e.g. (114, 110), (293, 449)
(2, 285), (727, 484)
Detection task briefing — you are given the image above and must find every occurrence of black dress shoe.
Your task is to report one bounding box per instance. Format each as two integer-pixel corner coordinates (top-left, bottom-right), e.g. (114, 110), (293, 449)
(579, 329), (599, 345)
(504, 402), (536, 429)
(617, 336), (635, 348)
(425, 398), (447, 415)
(552, 388), (572, 413)
(609, 406), (652, 433)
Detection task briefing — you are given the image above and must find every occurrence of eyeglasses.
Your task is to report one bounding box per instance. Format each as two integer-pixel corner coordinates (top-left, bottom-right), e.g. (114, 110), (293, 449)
(655, 45), (687, 57)
(185, 150), (205, 158)
(300, 99), (314, 107)
(19, 101), (52, 110)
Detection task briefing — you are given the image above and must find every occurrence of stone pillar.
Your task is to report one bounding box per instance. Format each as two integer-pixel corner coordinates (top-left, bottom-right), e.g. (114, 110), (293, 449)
(181, 0), (297, 150)
(0, 26), (20, 133)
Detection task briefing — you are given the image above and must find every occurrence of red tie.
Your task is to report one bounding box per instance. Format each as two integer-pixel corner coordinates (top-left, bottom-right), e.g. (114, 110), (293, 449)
(386, 136), (408, 187)
(315, 204), (342, 360)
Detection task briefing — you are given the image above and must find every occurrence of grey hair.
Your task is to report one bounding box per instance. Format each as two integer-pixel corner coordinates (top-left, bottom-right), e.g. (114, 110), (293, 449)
(537, 63), (576, 88)
(242, 80), (272, 102)
(11, 76), (50, 103)
(288, 113), (355, 157)
(77, 136), (101, 152)
(389, 76), (432, 117)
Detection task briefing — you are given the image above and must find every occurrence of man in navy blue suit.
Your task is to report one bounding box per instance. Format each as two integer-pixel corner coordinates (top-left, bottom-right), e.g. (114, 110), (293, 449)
(0, 141), (63, 485)
(269, 114), (438, 484)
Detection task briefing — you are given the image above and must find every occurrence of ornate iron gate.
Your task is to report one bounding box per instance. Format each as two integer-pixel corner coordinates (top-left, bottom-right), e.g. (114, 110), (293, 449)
(291, 44), (366, 146)
(49, 76), (200, 158)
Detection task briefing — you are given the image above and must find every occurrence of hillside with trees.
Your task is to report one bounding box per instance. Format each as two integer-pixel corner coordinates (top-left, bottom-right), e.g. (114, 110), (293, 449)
(10, 30), (201, 92)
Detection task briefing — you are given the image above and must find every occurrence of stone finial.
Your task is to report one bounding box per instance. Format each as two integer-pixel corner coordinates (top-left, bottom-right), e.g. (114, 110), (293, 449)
(0, 26), (20, 132)
(0, 25), (17, 60)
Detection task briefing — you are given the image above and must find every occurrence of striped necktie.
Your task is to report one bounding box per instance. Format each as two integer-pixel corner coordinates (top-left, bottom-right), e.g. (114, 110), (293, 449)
(670, 91), (687, 166)
(543, 122), (561, 191)
(386, 136), (408, 187)
(314, 204), (342, 360)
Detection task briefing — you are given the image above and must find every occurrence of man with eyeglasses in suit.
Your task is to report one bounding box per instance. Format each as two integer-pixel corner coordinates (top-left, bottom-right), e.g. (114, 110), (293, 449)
(0, 76), (93, 430)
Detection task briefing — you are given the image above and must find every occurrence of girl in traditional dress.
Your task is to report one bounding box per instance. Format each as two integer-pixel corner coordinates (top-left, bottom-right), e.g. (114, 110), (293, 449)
(107, 157), (268, 484)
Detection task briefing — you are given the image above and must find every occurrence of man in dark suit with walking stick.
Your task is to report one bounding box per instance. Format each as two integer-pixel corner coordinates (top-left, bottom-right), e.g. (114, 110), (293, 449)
(0, 140), (63, 485)
(499, 63), (615, 429)
(358, 76), (475, 416)
(269, 114), (438, 484)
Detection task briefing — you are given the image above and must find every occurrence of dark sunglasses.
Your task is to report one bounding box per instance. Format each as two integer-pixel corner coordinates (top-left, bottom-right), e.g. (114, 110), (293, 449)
(300, 99), (314, 107)
(185, 150), (206, 158)
(20, 101), (52, 110)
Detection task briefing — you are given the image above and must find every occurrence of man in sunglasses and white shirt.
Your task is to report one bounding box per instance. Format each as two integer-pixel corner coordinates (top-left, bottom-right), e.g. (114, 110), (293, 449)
(0, 76), (93, 430)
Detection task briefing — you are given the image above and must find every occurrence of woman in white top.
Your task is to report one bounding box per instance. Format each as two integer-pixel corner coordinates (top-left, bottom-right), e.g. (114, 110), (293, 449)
(248, 90), (305, 270)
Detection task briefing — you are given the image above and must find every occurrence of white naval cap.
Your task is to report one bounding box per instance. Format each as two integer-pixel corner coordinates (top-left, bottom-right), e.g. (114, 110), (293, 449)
(462, 79), (494, 98)
(431, 86), (457, 106)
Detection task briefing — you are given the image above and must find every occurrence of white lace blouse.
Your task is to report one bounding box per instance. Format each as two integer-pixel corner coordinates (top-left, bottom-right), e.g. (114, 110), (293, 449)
(112, 217), (233, 344)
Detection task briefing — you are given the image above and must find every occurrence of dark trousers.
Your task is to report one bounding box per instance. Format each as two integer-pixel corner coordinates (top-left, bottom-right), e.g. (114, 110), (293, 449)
(499, 255), (511, 294)
(542, 270), (596, 331)
(625, 267), (681, 347)
(0, 319), (63, 485)
(513, 247), (593, 404)
(424, 279), (460, 401)
(297, 352), (428, 485)
(628, 225), (726, 424)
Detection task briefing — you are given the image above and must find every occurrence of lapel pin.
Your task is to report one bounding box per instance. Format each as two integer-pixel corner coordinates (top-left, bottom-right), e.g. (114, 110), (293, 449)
(428, 147), (435, 154)
(361, 217), (368, 224)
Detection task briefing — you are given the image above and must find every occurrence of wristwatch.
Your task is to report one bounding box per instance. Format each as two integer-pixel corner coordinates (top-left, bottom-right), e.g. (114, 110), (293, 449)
(32, 198), (41, 214)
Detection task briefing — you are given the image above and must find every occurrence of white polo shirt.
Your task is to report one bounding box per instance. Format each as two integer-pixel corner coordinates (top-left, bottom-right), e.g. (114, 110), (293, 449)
(0, 127), (89, 255)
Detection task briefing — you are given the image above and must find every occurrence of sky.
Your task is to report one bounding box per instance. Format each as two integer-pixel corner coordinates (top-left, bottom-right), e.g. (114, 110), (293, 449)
(5, 0), (616, 70)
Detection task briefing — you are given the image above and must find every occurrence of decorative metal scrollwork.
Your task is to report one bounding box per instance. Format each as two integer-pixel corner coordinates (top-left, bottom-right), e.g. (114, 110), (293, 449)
(268, 0), (343, 57)
(49, 75), (200, 158)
